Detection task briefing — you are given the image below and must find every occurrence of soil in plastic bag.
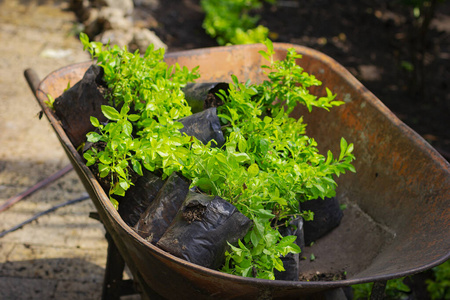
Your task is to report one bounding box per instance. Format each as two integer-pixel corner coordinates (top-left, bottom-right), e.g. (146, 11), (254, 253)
(118, 170), (164, 227)
(178, 107), (225, 148)
(134, 172), (190, 243)
(182, 82), (229, 113)
(302, 197), (343, 245)
(53, 64), (109, 148)
(157, 191), (252, 269)
(274, 217), (305, 281)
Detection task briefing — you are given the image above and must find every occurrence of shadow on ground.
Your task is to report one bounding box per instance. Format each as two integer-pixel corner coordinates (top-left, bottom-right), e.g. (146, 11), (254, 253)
(0, 258), (104, 299)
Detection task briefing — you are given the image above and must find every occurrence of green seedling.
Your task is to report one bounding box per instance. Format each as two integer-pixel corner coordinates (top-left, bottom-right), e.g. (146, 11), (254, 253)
(201, 0), (275, 45)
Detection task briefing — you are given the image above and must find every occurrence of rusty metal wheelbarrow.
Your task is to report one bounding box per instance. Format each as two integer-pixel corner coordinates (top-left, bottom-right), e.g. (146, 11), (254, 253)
(25, 43), (450, 299)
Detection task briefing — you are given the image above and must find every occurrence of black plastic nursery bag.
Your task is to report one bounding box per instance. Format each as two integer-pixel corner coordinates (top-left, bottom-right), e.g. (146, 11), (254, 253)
(274, 217), (305, 281)
(178, 107), (225, 148)
(182, 82), (229, 113)
(54, 64), (109, 148)
(157, 191), (252, 269)
(302, 197), (343, 245)
(134, 172), (190, 243)
(118, 170), (164, 227)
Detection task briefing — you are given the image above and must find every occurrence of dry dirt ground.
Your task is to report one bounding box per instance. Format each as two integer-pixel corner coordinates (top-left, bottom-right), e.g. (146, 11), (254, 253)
(0, 1), (139, 299)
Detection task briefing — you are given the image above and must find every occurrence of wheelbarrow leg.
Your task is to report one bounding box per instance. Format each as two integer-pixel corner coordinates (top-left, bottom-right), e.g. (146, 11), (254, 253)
(90, 212), (138, 299)
(102, 231), (128, 300)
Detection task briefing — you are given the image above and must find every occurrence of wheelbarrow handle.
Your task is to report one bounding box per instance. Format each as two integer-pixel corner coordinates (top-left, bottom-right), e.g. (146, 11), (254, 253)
(24, 68), (41, 98)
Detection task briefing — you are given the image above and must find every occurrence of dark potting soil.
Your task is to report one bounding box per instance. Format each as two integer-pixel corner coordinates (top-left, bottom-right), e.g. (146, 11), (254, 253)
(182, 204), (206, 223)
(299, 270), (347, 282)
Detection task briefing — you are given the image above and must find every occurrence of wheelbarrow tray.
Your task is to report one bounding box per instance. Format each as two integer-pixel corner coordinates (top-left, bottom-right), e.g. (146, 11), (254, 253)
(34, 43), (450, 299)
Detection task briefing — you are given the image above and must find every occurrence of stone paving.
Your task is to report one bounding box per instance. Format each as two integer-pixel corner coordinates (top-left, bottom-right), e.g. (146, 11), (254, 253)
(0, 1), (137, 299)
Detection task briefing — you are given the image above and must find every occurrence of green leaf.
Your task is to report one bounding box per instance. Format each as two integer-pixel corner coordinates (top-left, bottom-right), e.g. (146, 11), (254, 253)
(99, 152), (112, 164)
(109, 197), (119, 210)
(264, 39), (274, 55)
(247, 163), (259, 177)
(215, 153), (228, 165)
(120, 104), (130, 116)
(132, 158), (143, 176)
(231, 152), (250, 163)
(45, 94), (55, 109)
(83, 152), (95, 166)
(263, 116), (272, 124)
(255, 209), (275, 220)
(258, 139), (269, 155)
(258, 50), (270, 61)
(114, 164), (127, 179)
(196, 178), (215, 193)
(279, 235), (297, 247)
(111, 137), (121, 151)
(122, 120), (133, 136)
(325, 150), (333, 165)
(90, 116), (100, 127)
(86, 132), (102, 143)
(339, 137), (348, 161)
(119, 179), (130, 191)
(241, 266), (253, 277)
(98, 163), (110, 178)
(80, 32), (89, 49)
(238, 138), (247, 153)
(156, 149), (169, 157)
(111, 182), (126, 197)
(273, 256), (285, 272)
(273, 197), (287, 206)
(128, 114), (140, 122)
(253, 219), (265, 238)
(348, 164), (356, 173)
(346, 143), (354, 155)
(102, 105), (121, 121)
(250, 230), (261, 248)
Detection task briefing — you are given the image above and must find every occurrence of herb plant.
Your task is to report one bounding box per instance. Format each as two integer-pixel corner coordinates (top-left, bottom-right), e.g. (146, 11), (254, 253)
(80, 32), (199, 208)
(79, 33), (355, 279)
(352, 278), (412, 300)
(426, 260), (450, 300)
(352, 261), (450, 299)
(201, 0), (275, 45)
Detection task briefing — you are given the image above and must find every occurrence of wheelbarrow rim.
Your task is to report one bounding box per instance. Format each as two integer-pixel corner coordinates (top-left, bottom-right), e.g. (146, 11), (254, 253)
(34, 43), (450, 291)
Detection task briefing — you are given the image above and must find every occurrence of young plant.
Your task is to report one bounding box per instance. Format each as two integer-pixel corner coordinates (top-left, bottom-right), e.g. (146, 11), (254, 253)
(45, 94), (55, 109)
(201, 0), (275, 45)
(211, 40), (354, 278)
(80, 32), (199, 208)
(426, 260), (450, 300)
(83, 104), (142, 208)
(79, 34), (355, 279)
